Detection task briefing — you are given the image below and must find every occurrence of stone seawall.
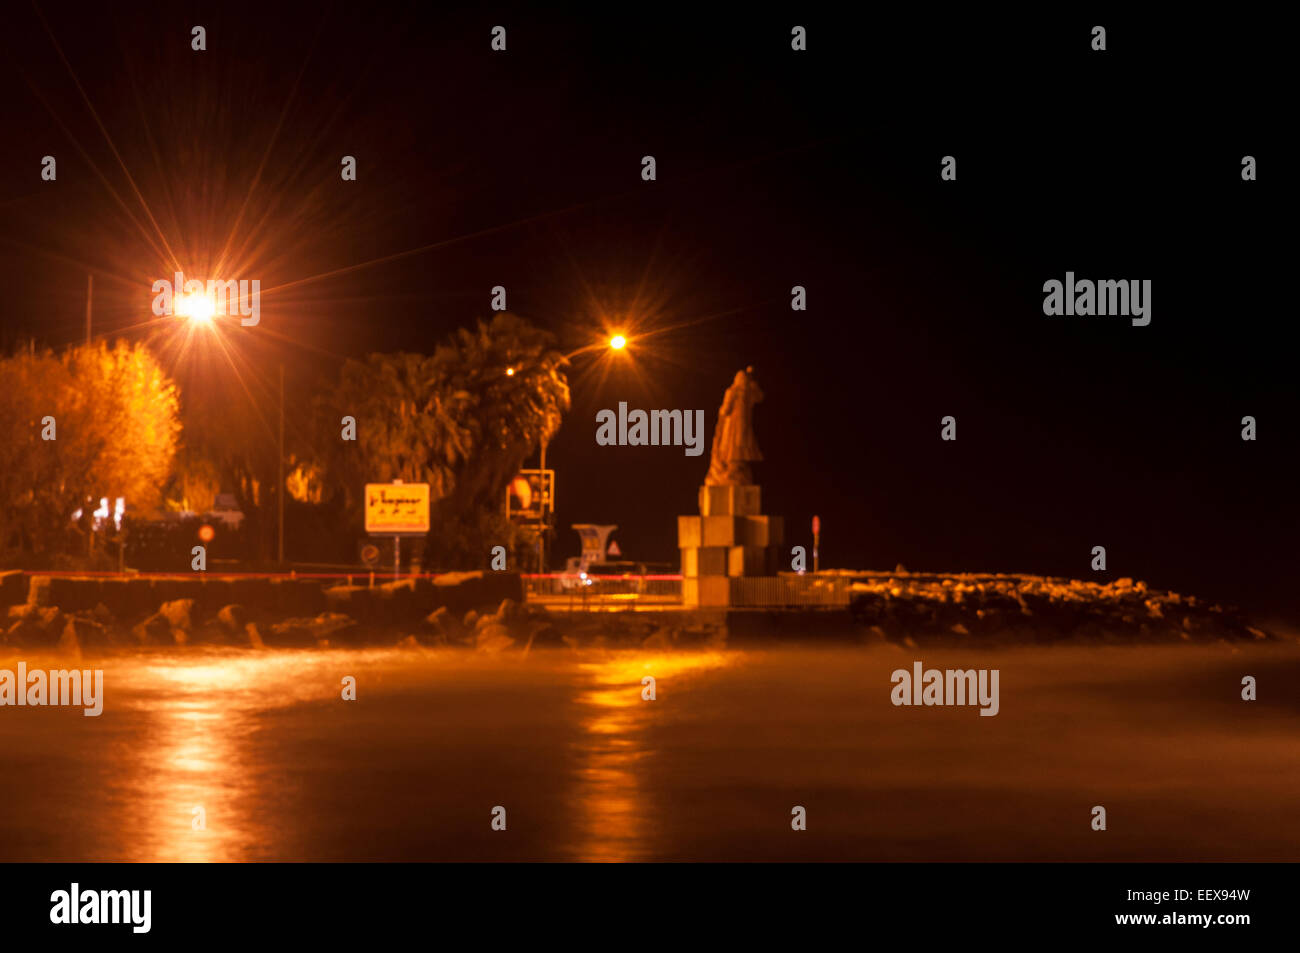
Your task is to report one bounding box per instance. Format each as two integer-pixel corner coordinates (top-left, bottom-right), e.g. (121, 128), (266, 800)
(0, 571), (526, 651)
(2, 571), (522, 618)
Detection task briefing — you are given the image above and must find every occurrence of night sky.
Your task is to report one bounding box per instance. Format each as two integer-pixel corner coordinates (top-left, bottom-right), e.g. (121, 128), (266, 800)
(1, 7), (1292, 622)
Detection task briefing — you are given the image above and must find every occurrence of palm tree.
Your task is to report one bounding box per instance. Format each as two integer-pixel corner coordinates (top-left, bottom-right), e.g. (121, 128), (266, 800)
(305, 313), (570, 568)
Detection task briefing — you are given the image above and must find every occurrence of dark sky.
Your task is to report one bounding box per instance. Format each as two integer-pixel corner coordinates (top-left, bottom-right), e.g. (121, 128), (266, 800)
(1, 6), (1293, 623)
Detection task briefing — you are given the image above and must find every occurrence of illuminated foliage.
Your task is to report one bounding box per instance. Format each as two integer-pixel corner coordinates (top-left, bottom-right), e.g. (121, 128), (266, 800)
(0, 342), (180, 560)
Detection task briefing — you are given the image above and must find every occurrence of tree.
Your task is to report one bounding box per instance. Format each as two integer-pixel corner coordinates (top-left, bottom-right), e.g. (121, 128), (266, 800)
(0, 348), (65, 557)
(0, 342), (180, 563)
(305, 314), (569, 568)
(423, 314), (569, 567)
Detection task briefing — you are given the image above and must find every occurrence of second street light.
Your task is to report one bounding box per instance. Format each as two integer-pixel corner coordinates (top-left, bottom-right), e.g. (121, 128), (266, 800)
(532, 331), (631, 573)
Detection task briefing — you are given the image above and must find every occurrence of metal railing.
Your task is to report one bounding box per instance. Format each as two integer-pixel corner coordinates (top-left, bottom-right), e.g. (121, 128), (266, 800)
(522, 572), (857, 609)
(523, 572), (682, 609)
(727, 575), (854, 607)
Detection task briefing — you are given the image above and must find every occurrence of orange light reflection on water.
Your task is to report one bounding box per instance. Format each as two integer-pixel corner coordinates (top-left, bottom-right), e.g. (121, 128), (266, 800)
(570, 651), (731, 862)
(108, 652), (339, 861)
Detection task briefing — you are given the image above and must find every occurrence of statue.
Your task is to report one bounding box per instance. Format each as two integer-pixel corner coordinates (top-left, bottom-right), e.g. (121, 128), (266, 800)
(705, 366), (763, 486)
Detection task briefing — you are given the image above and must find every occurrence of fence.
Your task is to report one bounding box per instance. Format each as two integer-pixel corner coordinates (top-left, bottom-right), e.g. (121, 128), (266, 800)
(726, 575), (854, 607)
(523, 572), (682, 609)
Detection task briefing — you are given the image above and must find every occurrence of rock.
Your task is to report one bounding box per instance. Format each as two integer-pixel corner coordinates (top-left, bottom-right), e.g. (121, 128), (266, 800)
(62, 616), (110, 649)
(475, 621), (515, 653)
(184, 607), (243, 645)
(267, 613), (358, 647)
(159, 598), (196, 631)
(319, 612), (357, 633)
(4, 607), (65, 646)
(7, 616), (58, 647)
(265, 618), (317, 647)
(312, 612), (360, 644)
(419, 606), (470, 646)
(217, 604), (248, 634)
(37, 606), (63, 631)
(133, 612), (173, 645)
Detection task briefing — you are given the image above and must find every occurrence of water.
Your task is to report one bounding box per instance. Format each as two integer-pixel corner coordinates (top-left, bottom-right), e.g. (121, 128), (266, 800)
(2, 642), (1298, 861)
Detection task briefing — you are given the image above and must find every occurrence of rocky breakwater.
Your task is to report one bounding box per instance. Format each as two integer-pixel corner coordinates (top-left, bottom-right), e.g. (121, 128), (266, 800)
(845, 571), (1278, 645)
(0, 571), (526, 654)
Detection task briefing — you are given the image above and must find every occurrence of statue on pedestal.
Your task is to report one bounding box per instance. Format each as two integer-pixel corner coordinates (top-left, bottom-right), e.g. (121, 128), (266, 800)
(705, 366), (763, 486)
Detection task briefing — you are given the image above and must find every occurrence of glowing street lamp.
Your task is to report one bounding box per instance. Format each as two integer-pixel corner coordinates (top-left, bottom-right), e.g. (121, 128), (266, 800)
(165, 282), (284, 563)
(533, 331), (631, 572)
(175, 292), (216, 324)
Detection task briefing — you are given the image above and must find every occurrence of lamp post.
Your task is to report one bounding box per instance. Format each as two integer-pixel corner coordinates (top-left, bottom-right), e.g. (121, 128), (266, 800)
(533, 333), (630, 573)
(177, 291), (286, 567)
(538, 438), (547, 574)
(278, 362), (285, 566)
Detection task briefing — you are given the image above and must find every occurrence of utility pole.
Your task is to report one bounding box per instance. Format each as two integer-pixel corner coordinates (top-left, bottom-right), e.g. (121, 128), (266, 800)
(277, 363), (285, 566)
(538, 438), (547, 573)
(83, 271), (95, 559)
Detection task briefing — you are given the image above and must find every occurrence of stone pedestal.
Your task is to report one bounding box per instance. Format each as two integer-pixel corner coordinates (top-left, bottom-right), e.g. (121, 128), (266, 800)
(679, 485), (784, 607)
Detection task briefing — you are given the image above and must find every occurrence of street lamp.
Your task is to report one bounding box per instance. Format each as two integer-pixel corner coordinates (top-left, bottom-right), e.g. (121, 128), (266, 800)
(175, 293), (285, 566)
(176, 292), (216, 323)
(535, 333), (630, 571)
